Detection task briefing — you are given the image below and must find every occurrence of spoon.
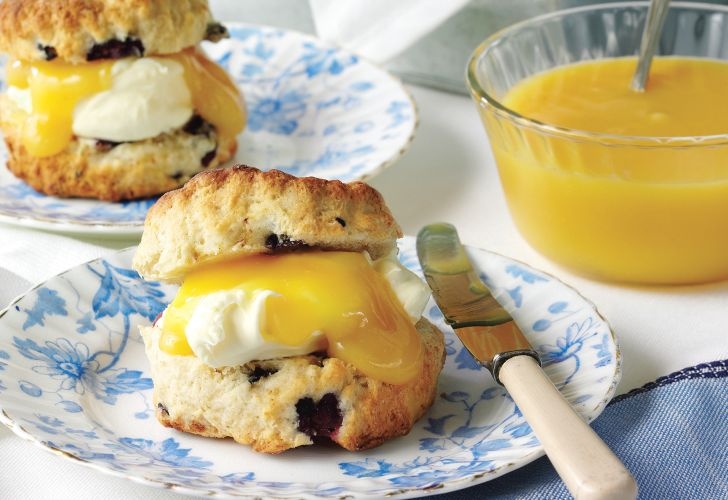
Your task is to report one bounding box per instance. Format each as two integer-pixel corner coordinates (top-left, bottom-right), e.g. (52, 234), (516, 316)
(631, 0), (671, 92)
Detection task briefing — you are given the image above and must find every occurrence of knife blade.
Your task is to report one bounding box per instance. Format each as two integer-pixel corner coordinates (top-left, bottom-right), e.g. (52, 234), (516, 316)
(416, 223), (637, 500)
(416, 222), (539, 383)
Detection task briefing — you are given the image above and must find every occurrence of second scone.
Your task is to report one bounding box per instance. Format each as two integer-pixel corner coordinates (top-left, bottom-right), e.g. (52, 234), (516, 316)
(0, 0), (246, 201)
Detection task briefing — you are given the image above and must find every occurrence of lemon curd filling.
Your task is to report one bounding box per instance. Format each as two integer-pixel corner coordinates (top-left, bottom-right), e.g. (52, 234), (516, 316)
(6, 47), (246, 158)
(6, 58), (115, 156)
(171, 47), (246, 142)
(161, 251), (425, 385)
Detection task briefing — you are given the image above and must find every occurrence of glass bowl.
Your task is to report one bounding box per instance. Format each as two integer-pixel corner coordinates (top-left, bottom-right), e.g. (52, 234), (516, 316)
(467, 1), (728, 285)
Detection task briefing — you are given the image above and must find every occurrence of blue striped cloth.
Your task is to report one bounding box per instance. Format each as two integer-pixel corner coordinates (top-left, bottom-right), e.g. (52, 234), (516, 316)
(432, 360), (728, 499)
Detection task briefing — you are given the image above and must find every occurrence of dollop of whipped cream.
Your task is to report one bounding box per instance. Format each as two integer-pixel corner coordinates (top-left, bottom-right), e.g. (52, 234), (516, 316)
(71, 57), (193, 142)
(182, 251), (431, 368)
(185, 289), (327, 368)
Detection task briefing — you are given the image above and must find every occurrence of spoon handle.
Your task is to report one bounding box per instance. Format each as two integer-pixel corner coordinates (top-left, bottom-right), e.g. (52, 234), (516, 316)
(631, 0), (671, 92)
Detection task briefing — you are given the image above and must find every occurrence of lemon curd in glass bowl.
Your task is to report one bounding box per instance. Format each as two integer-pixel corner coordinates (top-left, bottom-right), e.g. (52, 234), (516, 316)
(467, 2), (728, 285)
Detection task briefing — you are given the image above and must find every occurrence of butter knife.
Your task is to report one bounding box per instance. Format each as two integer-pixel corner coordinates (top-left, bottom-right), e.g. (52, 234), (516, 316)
(416, 223), (637, 500)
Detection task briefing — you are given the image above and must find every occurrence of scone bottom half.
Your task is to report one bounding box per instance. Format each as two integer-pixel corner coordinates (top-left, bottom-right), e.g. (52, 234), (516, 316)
(0, 0), (245, 201)
(142, 319), (445, 453)
(133, 166), (447, 453)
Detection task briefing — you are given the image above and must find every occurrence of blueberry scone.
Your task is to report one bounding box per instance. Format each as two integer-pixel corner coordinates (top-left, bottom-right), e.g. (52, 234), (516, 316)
(0, 0), (245, 201)
(133, 166), (446, 453)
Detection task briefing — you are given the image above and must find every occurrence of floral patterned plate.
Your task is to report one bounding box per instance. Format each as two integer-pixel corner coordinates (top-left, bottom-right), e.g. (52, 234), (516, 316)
(0, 237), (620, 498)
(0, 23), (417, 236)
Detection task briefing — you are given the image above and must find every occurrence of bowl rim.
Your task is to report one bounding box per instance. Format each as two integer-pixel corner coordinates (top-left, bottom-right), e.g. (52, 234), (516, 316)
(466, 0), (728, 148)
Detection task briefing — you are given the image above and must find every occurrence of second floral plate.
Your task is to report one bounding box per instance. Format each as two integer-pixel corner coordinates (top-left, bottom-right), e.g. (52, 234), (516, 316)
(0, 23), (417, 236)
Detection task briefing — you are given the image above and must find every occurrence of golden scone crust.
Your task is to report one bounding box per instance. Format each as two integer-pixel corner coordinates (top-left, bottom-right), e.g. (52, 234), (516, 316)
(141, 318), (445, 453)
(133, 166), (403, 282)
(0, 96), (235, 201)
(0, 0), (212, 63)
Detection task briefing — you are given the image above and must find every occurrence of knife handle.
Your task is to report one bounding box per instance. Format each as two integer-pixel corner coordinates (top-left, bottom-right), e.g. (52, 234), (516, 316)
(499, 355), (638, 500)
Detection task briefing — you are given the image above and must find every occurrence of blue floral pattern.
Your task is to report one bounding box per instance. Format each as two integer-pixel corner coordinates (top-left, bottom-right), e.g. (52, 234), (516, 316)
(0, 238), (620, 497)
(0, 23), (416, 236)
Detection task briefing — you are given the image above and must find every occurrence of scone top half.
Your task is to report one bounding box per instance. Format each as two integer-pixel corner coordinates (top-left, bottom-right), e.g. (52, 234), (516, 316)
(0, 0), (214, 63)
(134, 166), (403, 283)
(133, 165), (438, 384)
(0, 0), (245, 201)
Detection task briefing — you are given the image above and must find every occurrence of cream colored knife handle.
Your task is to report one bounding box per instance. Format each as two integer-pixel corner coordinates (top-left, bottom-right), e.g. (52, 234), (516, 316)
(499, 355), (638, 500)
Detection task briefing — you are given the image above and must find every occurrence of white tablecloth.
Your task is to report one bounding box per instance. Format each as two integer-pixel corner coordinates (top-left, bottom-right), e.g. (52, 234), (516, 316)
(1, 83), (726, 500)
